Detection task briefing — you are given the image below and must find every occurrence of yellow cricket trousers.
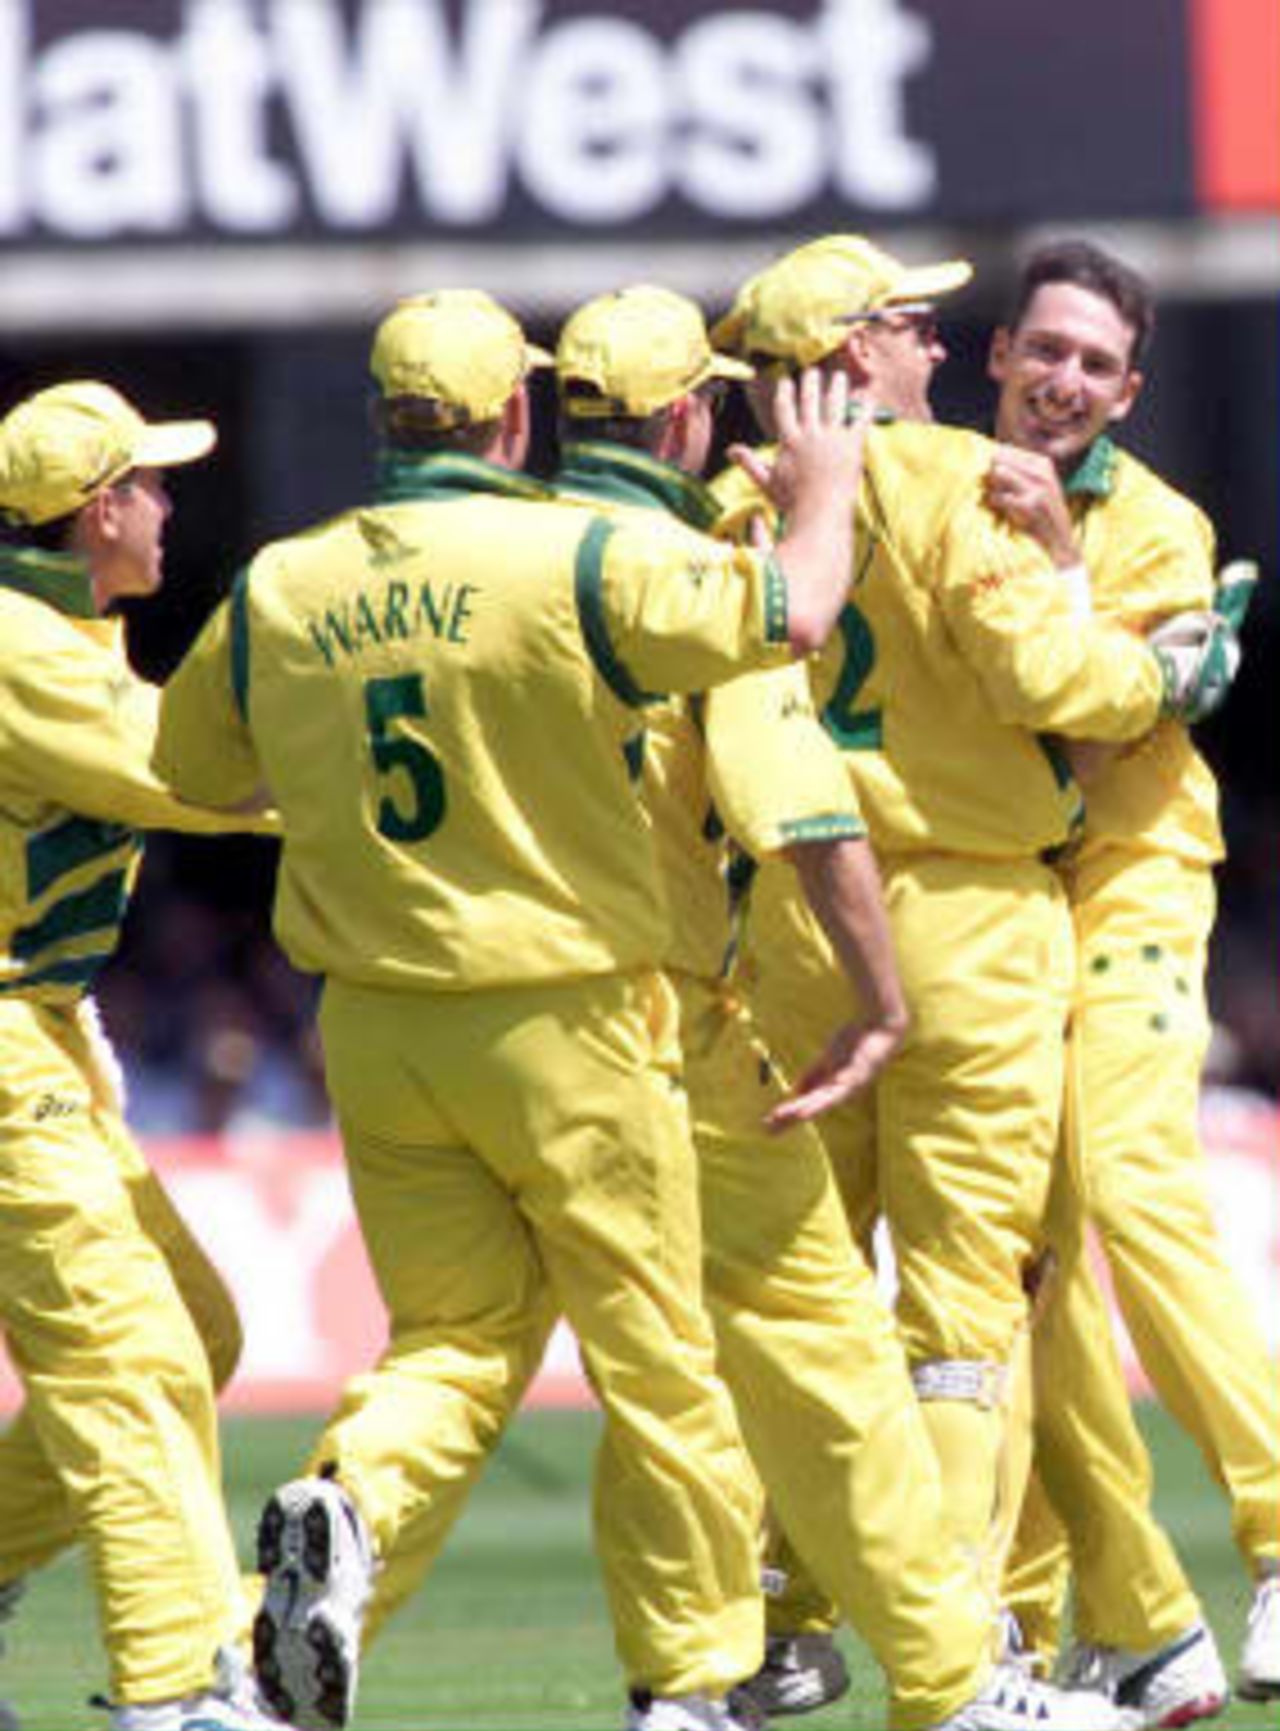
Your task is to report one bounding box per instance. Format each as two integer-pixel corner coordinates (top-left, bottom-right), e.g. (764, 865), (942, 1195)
(676, 975), (994, 1730)
(313, 970), (763, 1698)
(1004, 1125), (1199, 1659)
(1005, 850), (1280, 1646)
(746, 853), (1074, 1588)
(0, 998), (245, 1703)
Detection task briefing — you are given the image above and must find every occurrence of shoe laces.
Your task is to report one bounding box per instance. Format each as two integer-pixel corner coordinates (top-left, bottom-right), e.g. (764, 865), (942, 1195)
(1058, 1642), (1114, 1693)
(1251, 1576), (1280, 1628)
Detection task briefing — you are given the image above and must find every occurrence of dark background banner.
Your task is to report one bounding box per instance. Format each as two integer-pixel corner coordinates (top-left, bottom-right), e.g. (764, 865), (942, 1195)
(1, 0), (1250, 245)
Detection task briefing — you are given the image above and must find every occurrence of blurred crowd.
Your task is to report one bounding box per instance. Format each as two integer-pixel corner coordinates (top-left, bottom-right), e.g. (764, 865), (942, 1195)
(99, 835), (331, 1137)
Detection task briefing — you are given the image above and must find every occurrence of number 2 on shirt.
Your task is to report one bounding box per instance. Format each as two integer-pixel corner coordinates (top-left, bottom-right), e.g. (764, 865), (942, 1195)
(821, 600), (882, 750)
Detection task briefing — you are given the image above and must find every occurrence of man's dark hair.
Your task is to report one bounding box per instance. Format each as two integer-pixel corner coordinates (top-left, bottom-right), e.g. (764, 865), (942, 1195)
(554, 408), (667, 453)
(0, 513), (73, 552)
(371, 396), (500, 457)
(1007, 239), (1156, 368)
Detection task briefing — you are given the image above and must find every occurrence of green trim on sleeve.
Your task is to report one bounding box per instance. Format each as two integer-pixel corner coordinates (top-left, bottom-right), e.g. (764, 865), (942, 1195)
(762, 553), (789, 645)
(11, 871), (128, 961)
(777, 813), (866, 845)
(229, 569), (251, 722)
(0, 955), (110, 995)
(573, 517), (661, 708)
(26, 815), (135, 900)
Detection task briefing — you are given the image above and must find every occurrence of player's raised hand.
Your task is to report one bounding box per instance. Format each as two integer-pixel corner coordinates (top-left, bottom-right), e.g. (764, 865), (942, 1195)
(728, 367), (868, 521)
(726, 369), (869, 655)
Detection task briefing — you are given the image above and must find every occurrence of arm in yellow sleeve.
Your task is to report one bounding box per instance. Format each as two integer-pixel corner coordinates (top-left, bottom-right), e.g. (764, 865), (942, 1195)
(939, 499), (1165, 742)
(154, 595), (268, 814)
(703, 663), (863, 860)
(1, 625), (273, 836)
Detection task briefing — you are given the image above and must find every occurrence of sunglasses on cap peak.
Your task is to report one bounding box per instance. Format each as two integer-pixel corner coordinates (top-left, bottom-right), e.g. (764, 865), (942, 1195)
(841, 301), (940, 347)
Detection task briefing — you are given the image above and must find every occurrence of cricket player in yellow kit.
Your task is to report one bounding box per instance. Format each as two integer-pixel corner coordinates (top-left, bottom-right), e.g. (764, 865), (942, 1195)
(707, 237), (1234, 1670)
(706, 240), (1226, 1730)
(546, 283), (1136, 1731)
(0, 383), (296, 1731)
(153, 289), (875, 1731)
(984, 240), (1279, 1714)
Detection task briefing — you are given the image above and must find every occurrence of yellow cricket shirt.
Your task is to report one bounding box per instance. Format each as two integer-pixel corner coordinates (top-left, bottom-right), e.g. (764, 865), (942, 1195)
(1062, 437), (1223, 869)
(714, 421), (1165, 860)
(0, 547), (267, 1002)
(155, 451), (793, 991)
(556, 442), (863, 982)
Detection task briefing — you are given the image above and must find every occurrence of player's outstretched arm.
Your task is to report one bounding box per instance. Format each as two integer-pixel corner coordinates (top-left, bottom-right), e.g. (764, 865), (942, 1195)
(766, 834), (909, 1131)
(729, 370), (868, 657)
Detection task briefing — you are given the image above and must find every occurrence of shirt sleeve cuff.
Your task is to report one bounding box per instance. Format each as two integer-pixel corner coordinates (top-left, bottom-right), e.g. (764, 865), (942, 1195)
(1058, 561), (1093, 620)
(762, 552), (789, 645)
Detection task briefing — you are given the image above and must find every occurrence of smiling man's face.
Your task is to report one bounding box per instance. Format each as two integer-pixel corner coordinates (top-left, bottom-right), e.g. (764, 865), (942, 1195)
(989, 281), (1143, 472)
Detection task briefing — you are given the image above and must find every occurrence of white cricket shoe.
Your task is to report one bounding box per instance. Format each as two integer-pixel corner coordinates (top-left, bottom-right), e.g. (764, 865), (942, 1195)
(929, 1663), (1141, 1729)
(998, 1610), (1049, 1680)
(735, 1632), (850, 1716)
(625, 1689), (765, 1731)
(1239, 1576), (1280, 1701)
(1060, 1623), (1228, 1727)
(110, 1648), (304, 1729)
(178, 1690), (304, 1731)
(0, 1578), (24, 1731)
(253, 1477), (375, 1731)
(112, 1683), (304, 1729)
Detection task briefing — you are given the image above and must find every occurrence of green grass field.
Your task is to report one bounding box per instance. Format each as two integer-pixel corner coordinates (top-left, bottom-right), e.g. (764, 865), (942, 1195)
(4, 1403), (1274, 1729)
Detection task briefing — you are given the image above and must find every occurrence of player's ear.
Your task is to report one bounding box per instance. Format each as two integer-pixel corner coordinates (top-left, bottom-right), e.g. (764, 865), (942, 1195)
(839, 330), (875, 391)
(1109, 367), (1143, 427)
(654, 395), (692, 465)
(987, 327), (1012, 383)
(78, 486), (120, 549)
(495, 385), (530, 469)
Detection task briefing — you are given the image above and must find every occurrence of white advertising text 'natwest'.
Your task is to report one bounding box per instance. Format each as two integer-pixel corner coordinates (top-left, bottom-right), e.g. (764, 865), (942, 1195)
(0, 0), (936, 238)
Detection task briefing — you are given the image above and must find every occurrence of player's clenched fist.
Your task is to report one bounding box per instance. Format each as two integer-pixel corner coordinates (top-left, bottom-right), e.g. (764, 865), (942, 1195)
(984, 443), (1080, 568)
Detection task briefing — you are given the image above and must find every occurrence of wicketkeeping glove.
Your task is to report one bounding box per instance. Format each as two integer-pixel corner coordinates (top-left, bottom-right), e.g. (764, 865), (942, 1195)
(1149, 609), (1241, 725)
(1213, 557), (1259, 633)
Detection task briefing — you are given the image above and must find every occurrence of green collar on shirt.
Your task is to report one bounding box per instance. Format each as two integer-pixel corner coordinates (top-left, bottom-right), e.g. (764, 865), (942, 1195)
(0, 543), (97, 618)
(555, 441), (721, 532)
(1063, 435), (1119, 500)
(375, 449), (551, 505)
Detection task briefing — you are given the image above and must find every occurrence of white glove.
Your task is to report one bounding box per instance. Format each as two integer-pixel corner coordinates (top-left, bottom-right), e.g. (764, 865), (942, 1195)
(1148, 609), (1240, 725)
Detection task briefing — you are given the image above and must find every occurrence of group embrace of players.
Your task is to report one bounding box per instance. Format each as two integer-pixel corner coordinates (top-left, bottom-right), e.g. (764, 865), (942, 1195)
(0, 230), (1274, 1731)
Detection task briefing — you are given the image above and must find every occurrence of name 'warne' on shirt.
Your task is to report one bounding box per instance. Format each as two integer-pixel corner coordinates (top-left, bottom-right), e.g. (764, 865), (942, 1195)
(306, 579), (479, 666)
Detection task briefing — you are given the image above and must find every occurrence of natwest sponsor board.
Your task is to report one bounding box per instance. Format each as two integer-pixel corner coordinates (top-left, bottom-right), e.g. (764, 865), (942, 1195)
(0, 0), (1222, 247)
(0, 0), (937, 239)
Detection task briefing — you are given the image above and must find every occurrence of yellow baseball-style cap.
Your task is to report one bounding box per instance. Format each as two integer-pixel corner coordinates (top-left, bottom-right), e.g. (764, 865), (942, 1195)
(557, 285), (754, 418)
(711, 235), (973, 367)
(370, 289), (553, 429)
(0, 381), (216, 528)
